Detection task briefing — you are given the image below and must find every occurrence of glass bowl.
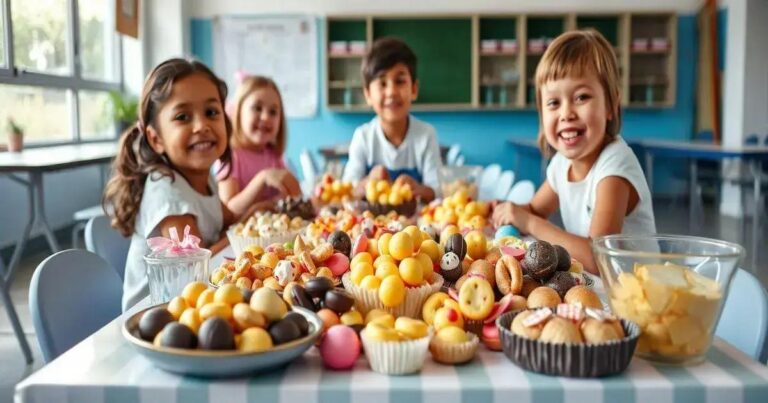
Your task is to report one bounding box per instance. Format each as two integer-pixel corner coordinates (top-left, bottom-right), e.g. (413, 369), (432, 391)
(439, 165), (483, 200)
(592, 234), (744, 365)
(144, 249), (212, 305)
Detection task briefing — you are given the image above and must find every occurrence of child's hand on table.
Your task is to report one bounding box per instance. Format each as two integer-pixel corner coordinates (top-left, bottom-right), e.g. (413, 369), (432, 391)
(256, 168), (301, 197)
(491, 201), (531, 232)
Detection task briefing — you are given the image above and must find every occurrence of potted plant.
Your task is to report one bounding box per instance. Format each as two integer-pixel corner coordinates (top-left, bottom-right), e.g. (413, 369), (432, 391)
(109, 91), (139, 135)
(7, 118), (24, 152)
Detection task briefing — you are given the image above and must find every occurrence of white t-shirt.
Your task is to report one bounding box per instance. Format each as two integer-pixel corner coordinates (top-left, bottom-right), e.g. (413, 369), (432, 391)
(122, 171), (223, 311)
(342, 115), (443, 193)
(546, 138), (656, 237)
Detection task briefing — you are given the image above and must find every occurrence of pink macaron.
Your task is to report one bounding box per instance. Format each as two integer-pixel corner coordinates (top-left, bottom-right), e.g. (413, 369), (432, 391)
(325, 252), (350, 276)
(320, 325), (360, 370)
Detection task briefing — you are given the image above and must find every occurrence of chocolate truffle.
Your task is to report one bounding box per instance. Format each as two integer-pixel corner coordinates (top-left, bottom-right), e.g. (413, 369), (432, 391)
(304, 277), (334, 299)
(290, 284), (318, 311)
(440, 252), (462, 282)
(522, 241), (557, 281)
(139, 307), (174, 341)
(159, 322), (198, 349)
(553, 245), (571, 271)
(444, 233), (468, 261)
(324, 288), (355, 314)
(276, 196), (315, 220)
(284, 311), (310, 336)
(268, 318), (302, 345)
(198, 317), (235, 350)
(544, 271), (577, 299)
(328, 230), (352, 257)
(520, 275), (541, 297)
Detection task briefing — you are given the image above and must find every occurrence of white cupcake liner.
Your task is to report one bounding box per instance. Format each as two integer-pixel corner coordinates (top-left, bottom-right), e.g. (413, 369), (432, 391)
(361, 329), (432, 375)
(429, 331), (479, 364)
(342, 273), (444, 318)
(226, 228), (303, 256)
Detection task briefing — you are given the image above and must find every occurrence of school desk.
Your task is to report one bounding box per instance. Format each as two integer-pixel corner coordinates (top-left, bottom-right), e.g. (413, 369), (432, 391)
(0, 142), (117, 364)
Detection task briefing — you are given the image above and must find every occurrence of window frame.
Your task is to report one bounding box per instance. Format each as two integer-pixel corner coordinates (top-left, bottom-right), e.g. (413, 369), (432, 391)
(0, 0), (124, 147)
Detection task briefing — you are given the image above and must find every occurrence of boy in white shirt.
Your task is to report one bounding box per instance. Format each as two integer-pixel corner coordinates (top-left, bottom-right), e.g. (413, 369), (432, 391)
(342, 37), (442, 202)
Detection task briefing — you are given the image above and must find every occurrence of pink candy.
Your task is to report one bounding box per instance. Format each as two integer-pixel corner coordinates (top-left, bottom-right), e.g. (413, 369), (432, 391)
(320, 325), (360, 370)
(325, 253), (350, 276)
(352, 234), (369, 256)
(500, 246), (526, 261)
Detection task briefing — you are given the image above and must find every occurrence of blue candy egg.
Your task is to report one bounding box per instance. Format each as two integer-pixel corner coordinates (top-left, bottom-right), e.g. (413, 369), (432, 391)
(495, 225), (520, 240)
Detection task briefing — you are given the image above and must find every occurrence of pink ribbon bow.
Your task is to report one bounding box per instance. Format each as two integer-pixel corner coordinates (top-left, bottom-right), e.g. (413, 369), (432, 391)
(147, 225), (201, 255)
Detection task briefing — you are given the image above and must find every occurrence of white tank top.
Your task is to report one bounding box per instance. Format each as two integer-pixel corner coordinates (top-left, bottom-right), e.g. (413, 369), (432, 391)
(545, 138), (656, 237)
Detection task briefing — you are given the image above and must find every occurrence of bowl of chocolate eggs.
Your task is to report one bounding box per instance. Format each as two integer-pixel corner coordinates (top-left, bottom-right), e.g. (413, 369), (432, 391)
(592, 234), (744, 365)
(122, 282), (323, 377)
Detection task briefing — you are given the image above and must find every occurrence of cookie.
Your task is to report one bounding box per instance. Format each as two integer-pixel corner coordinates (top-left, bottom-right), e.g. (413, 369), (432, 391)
(458, 277), (495, 320)
(495, 255), (523, 295)
(310, 243), (334, 264)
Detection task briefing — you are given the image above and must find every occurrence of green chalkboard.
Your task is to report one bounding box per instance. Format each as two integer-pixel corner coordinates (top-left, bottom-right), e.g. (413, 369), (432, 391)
(527, 17), (565, 39)
(372, 18), (472, 104)
(328, 20), (367, 42)
(577, 16), (619, 45)
(480, 18), (517, 40)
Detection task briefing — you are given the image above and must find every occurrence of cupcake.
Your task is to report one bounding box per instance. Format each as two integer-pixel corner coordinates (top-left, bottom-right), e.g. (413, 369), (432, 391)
(342, 272), (444, 318)
(227, 212), (307, 255)
(429, 326), (479, 364)
(361, 318), (432, 375)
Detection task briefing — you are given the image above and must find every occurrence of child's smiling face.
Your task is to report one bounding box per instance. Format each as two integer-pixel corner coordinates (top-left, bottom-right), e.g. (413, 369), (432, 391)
(540, 73), (612, 163)
(364, 63), (418, 125)
(147, 72), (228, 176)
(240, 87), (281, 148)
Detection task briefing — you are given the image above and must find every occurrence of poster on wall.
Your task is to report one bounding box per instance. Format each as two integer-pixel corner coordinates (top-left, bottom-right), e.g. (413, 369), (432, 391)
(213, 15), (318, 118)
(115, 0), (139, 38)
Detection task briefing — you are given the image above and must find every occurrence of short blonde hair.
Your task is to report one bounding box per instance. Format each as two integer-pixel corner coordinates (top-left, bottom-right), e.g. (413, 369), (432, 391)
(230, 76), (287, 155)
(535, 29), (622, 157)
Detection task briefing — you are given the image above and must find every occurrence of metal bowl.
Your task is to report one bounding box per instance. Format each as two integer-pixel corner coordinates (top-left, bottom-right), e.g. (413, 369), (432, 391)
(122, 304), (322, 378)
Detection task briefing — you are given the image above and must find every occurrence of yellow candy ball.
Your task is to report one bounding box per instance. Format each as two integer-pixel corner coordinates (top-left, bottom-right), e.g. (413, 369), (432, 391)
(398, 257), (423, 287)
(196, 289), (215, 308)
(377, 233), (393, 257)
(403, 226), (422, 251)
(379, 275), (406, 307)
(214, 284), (243, 306)
(389, 232), (414, 261)
(182, 281), (208, 308)
(395, 317), (429, 339)
(365, 322), (400, 342)
(168, 296), (188, 320)
(435, 326), (469, 344)
(340, 310), (364, 326)
(419, 239), (442, 263)
(414, 253), (434, 281)
(351, 252), (373, 267)
(199, 302), (233, 322)
(465, 230), (488, 260)
(239, 327), (273, 352)
(179, 308), (201, 334)
(365, 309), (394, 326)
(351, 262), (375, 285)
(360, 275), (382, 290)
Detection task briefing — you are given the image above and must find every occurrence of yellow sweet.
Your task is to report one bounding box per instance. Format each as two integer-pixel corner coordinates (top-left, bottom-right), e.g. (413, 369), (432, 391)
(196, 289), (215, 308)
(239, 327), (273, 352)
(210, 268), (228, 285)
(182, 281), (208, 308)
(365, 322), (401, 342)
(199, 302), (233, 322)
(167, 296), (188, 320)
(377, 233), (393, 257)
(398, 257), (423, 286)
(389, 232), (414, 261)
(244, 244), (264, 257)
(419, 239), (442, 263)
(340, 310), (364, 326)
(395, 317), (429, 339)
(214, 284), (243, 306)
(351, 252), (373, 268)
(260, 252), (279, 269)
(351, 262), (375, 285)
(414, 253), (434, 282)
(433, 306), (465, 331)
(179, 308), (201, 334)
(232, 302), (266, 332)
(374, 260), (399, 279)
(464, 230), (487, 260)
(365, 309), (395, 327)
(403, 226), (422, 252)
(378, 275), (406, 307)
(458, 277), (495, 320)
(422, 292), (460, 325)
(374, 254), (397, 270)
(434, 326), (469, 344)
(360, 275), (382, 290)
(250, 287), (288, 322)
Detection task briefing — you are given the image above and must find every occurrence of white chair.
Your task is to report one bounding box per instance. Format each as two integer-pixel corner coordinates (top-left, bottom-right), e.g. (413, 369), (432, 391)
(478, 164), (501, 201)
(446, 144), (462, 166)
(715, 269), (768, 363)
(455, 155), (465, 166)
(506, 180), (536, 204)
(29, 249), (123, 362)
(299, 149), (320, 198)
(493, 171), (516, 200)
(85, 215), (130, 281)
(71, 204), (106, 249)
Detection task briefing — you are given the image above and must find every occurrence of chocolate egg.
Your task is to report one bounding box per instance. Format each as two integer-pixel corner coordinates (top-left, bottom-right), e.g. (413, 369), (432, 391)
(348, 323), (365, 336)
(328, 230), (352, 257)
(304, 276), (334, 299)
(522, 241), (557, 281)
(139, 307), (174, 341)
(241, 288), (255, 303)
(553, 245), (571, 271)
(159, 322), (197, 349)
(268, 318), (302, 345)
(440, 252), (462, 282)
(290, 285), (318, 312)
(544, 271), (577, 298)
(198, 317), (235, 350)
(444, 233), (467, 261)
(324, 288), (355, 314)
(284, 311), (310, 336)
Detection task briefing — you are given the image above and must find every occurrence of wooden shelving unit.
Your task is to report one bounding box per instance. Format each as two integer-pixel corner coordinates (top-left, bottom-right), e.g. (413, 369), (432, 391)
(325, 11), (677, 112)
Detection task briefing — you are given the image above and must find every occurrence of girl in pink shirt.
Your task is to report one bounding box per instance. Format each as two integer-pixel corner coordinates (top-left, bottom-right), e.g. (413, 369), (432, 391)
(217, 76), (301, 215)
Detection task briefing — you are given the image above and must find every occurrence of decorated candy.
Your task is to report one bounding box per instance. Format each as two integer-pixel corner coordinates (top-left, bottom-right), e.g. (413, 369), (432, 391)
(444, 233), (467, 261)
(320, 325), (361, 370)
(419, 224), (438, 242)
(328, 230), (352, 257)
(273, 260), (298, 287)
(440, 252), (462, 282)
(324, 289), (355, 314)
(494, 225), (520, 240)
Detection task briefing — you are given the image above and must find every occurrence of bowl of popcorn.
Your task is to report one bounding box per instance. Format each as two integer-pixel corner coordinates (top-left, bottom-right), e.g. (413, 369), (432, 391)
(592, 234), (744, 365)
(227, 212), (308, 255)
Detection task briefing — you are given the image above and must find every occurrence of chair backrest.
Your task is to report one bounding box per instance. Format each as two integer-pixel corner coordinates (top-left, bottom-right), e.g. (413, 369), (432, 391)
(494, 171), (516, 200)
(446, 144), (462, 166)
(30, 249), (123, 362)
(455, 155), (465, 167)
(299, 149), (319, 184)
(478, 164), (502, 201)
(85, 215), (130, 281)
(745, 134), (760, 146)
(715, 268), (768, 363)
(506, 180), (536, 204)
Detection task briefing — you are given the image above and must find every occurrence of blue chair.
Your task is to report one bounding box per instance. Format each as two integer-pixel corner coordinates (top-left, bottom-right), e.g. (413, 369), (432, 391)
(29, 249), (123, 363)
(715, 269), (768, 363)
(85, 215), (130, 281)
(494, 171), (516, 200)
(446, 144), (462, 166)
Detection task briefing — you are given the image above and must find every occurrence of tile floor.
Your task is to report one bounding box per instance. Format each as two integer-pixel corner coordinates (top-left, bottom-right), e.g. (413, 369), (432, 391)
(0, 200), (766, 403)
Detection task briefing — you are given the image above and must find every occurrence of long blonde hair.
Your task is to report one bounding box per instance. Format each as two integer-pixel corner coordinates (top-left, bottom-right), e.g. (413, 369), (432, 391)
(103, 58), (233, 237)
(229, 76), (287, 155)
(535, 29), (622, 158)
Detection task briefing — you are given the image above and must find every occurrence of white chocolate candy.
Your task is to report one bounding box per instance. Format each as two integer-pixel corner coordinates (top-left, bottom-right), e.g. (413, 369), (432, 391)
(273, 260), (297, 287)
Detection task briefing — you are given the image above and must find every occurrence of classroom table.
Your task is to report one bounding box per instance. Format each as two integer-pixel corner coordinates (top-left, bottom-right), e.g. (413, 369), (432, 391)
(0, 142), (118, 364)
(641, 140), (768, 269)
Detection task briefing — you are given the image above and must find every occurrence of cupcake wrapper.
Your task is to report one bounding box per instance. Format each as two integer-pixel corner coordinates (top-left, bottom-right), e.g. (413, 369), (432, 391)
(361, 329), (432, 375)
(342, 273), (444, 318)
(497, 310), (640, 378)
(464, 320), (484, 336)
(227, 228), (303, 256)
(429, 332), (479, 364)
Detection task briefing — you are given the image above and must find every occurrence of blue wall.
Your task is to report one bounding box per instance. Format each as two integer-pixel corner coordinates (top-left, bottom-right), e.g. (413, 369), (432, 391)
(191, 14), (699, 195)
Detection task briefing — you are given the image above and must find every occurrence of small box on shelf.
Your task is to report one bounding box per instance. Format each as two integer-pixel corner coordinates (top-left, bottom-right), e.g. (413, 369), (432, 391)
(329, 41), (348, 55)
(348, 41), (367, 55)
(481, 39), (500, 54)
(650, 37), (670, 51)
(500, 39), (518, 53)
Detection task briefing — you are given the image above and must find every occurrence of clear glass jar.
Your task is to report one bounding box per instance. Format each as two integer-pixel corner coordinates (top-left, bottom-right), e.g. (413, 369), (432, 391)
(144, 249), (212, 305)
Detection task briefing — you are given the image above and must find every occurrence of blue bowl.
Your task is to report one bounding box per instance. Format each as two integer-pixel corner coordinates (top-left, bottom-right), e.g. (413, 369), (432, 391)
(123, 304), (322, 378)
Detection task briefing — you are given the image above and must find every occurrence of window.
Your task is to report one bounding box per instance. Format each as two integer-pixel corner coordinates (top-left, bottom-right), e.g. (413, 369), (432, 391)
(0, 0), (122, 145)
